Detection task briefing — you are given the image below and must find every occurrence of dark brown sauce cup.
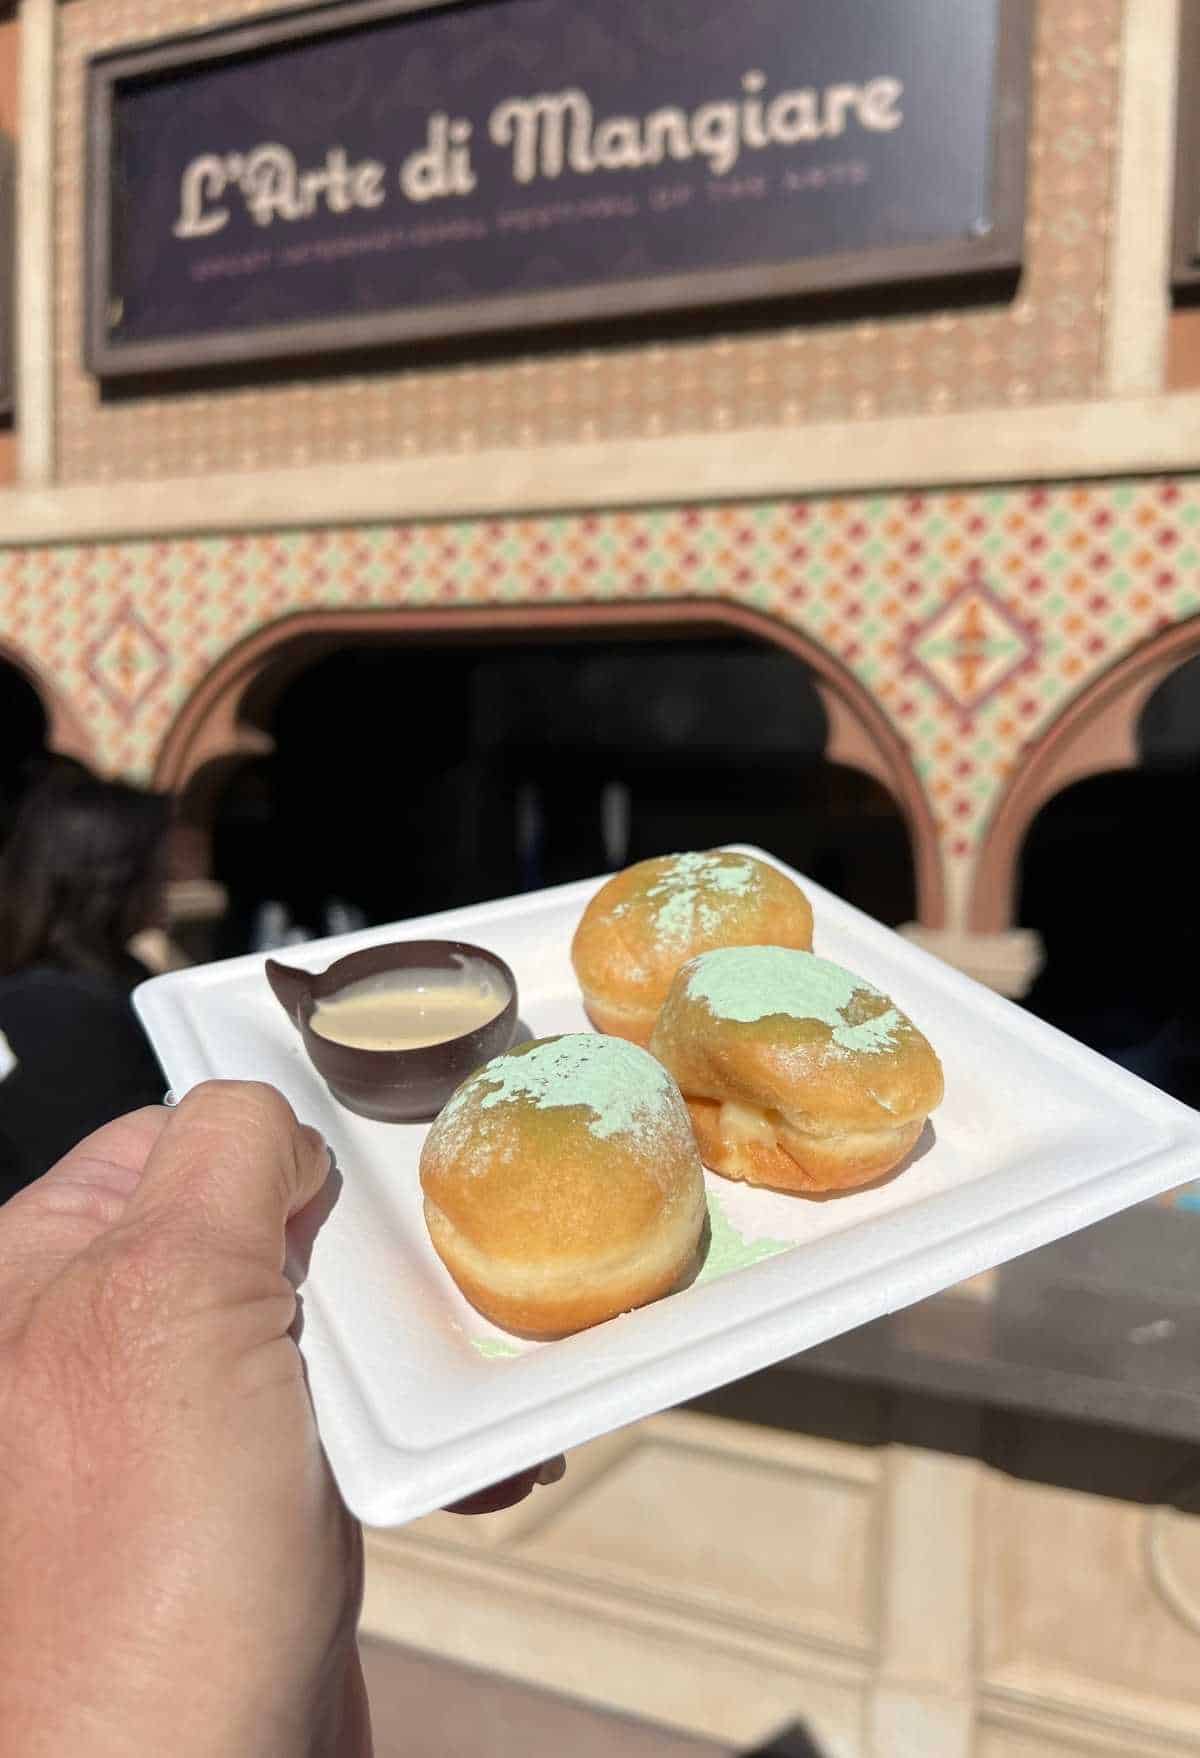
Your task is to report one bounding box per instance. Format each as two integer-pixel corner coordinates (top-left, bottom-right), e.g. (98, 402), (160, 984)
(265, 939), (519, 1122)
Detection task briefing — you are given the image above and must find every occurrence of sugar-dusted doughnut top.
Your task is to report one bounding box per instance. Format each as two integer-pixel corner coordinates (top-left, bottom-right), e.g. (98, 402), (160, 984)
(651, 946), (943, 1131)
(684, 946), (905, 1054)
(434, 1031), (683, 1147)
(571, 850), (814, 1021)
(420, 1033), (702, 1261)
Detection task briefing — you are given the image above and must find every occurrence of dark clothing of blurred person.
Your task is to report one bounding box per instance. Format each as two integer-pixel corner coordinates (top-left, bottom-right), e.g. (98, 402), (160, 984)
(0, 771), (170, 1200)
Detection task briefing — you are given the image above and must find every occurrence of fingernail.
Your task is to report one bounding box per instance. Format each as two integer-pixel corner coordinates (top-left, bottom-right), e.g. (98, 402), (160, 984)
(535, 1457), (566, 1487)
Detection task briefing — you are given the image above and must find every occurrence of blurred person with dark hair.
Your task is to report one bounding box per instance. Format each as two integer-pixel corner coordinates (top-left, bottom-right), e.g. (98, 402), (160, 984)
(0, 770), (171, 1200)
(0, 750), (89, 851)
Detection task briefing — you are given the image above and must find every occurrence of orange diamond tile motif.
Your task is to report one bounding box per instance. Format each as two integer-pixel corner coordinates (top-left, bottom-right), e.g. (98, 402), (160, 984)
(85, 601), (171, 720)
(904, 565), (1039, 714)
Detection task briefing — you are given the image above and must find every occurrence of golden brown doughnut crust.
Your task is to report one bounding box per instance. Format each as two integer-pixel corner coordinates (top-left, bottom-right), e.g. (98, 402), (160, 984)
(419, 1033), (707, 1337)
(649, 946), (943, 1194)
(683, 1097), (926, 1194)
(571, 851), (814, 1047)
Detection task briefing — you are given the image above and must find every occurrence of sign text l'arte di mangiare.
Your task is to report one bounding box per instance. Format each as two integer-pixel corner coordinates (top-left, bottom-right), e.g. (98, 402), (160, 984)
(87, 0), (1031, 379)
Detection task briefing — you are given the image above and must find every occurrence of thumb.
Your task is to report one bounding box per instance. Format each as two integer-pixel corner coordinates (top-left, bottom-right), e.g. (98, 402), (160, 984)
(122, 1080), (330, 1274)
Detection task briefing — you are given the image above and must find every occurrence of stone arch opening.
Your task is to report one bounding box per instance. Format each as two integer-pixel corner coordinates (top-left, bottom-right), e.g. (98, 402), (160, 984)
(0, 653), (48, 838)
(971, 613), (1200, 933)
(0, 643), (95, 840)
(154, 601), (943, 951)
(1011, 640), (1200, 1107)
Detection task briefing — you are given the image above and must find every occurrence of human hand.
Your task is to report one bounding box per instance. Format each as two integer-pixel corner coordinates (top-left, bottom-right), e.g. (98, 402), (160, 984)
(0, 1082), (560, 1758)
(0, 1084), (366, 1757)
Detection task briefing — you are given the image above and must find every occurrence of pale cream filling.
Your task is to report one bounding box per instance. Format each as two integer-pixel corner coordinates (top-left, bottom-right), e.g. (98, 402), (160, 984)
(581, 987), (656, 1027)
(716, 1099), (919, 1160)
(719, 1100), (779, 1145)
(424, 1182), (707, 1301)
(779, 1122), (918, 1163)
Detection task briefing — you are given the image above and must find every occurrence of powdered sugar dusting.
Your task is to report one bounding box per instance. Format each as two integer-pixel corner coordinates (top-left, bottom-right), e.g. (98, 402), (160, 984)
(643, 850), (761, 949)
(432, 1032), (687, 1154)
(684, 947), (905, 1057)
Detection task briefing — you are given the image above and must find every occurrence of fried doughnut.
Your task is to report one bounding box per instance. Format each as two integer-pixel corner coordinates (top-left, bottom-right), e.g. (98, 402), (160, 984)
(571, 850), (813, 1047)
(649, 946), (943, 1194)
(419, 1032), (707, 1336)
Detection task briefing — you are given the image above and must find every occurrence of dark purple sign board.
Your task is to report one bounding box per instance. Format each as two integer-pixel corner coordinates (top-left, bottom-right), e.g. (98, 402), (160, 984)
(86, 0), (1031, 380)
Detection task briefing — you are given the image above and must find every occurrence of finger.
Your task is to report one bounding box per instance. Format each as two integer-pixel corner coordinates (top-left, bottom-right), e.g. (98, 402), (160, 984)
(335, 1644), (374, 1758)
(3, 1106), (169, 1232)
(122, 1080), (330, 1274)
(0, 1108), (172, 1329)
(32, 1108), (171, 1211)
(446, 1457), (565, 1516)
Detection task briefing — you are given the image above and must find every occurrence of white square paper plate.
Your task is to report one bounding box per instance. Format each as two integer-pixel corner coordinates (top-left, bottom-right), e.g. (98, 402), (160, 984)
(135, 848), (1200, 1526)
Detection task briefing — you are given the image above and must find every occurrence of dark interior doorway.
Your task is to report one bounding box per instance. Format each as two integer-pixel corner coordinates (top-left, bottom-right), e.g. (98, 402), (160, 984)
(205, 633), (916, 955)
(0, 662), (49, 844)
(1018, 651), (1200, 1107)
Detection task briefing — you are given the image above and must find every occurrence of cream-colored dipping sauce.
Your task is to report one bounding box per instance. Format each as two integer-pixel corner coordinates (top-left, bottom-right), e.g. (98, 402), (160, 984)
(311, 962), (508, 1051)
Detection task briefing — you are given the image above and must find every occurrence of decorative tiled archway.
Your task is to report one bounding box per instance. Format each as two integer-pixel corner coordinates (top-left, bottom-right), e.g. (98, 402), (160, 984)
(152, 598), (947, 927)
(971, 610), (1200, 932)
(5, 475), (1200, 964)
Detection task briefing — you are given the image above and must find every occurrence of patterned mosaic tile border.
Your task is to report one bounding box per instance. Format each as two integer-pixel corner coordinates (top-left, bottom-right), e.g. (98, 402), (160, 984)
(3, 473), (1199, 1204)
(3, 476), (1199, 919)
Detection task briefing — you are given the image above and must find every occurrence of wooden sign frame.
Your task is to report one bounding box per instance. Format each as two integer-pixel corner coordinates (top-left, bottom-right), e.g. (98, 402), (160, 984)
(1174, 0), (1200, 296)
(0, 131), (14, 416)
(85, 0), (1034, 382)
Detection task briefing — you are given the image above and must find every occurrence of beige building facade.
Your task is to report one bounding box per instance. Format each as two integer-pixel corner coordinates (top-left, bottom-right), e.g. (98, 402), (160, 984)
(3, 4), (1200, 1752)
